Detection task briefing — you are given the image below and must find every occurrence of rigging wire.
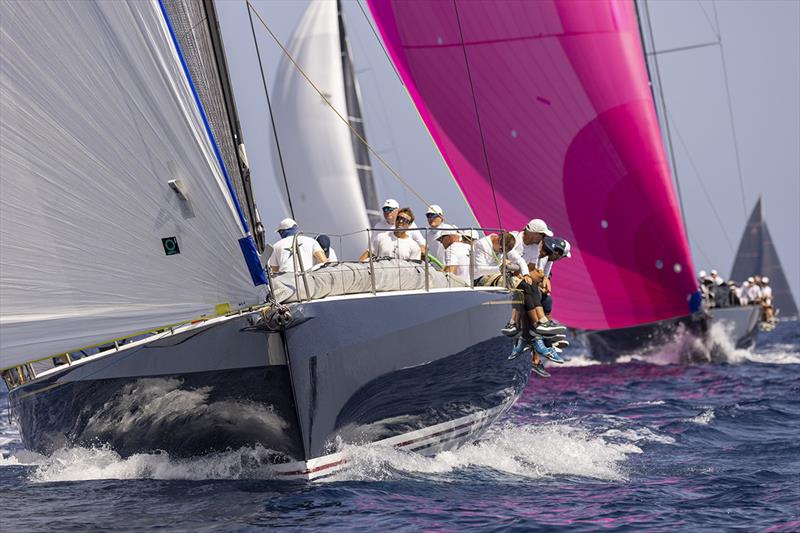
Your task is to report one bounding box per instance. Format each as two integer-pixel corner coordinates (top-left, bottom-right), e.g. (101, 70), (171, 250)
(642, 0), (689, 239)
(246, 1), (295, 219)
(712, 0), (749, 218)
(666, 109), (736, 254)
(696, 0), (720, 39)
(355, 0), (404, 86)
(245, 0), (430, 208)
(451, 0), (502, 228)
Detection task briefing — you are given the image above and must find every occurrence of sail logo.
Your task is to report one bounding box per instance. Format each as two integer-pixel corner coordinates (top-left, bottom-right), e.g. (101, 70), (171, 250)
(162, 237), (181, 256)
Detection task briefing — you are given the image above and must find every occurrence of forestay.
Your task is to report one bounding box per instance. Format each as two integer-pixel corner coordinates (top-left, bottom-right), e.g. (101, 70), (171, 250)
(270, 0), (370, 260)
(0, 0), (265, 368)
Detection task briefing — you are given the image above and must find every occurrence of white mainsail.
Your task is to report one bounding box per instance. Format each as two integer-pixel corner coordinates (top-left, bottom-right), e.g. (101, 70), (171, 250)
(270, 0), (370, 259)
(0, 0), (265, 368)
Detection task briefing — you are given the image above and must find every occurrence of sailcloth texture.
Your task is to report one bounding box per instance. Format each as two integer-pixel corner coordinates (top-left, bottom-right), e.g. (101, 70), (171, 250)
(271, 0), (370, 259)
(368, 0), (697, 329)
(0, 0), (264, 367)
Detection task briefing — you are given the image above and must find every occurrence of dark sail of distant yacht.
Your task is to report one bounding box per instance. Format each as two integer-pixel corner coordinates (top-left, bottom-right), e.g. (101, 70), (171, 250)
(730, 198), (798, 319)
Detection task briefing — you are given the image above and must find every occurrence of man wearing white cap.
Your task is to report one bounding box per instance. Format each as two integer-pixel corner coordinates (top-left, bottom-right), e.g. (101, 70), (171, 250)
(760, 276), (773, 322)
(364, 198), (426, 259)
(503, 219), (564, 336)
(268, 218), (328, 274)
(425, 204), (454, 266)
(747, 276), (762, 304)
(438, 228), (471, 282)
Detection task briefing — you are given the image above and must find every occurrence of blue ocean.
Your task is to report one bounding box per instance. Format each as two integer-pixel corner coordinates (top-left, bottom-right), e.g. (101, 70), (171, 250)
(2, 321), (798, 531)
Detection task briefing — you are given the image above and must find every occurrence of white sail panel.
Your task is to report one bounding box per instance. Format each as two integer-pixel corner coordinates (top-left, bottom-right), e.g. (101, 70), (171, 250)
(271, 0), (370, 259)
(0, 0), (265, 367)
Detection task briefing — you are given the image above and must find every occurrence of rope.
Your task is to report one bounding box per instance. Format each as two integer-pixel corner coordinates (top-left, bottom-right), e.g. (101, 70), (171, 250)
(247, 3), (295, 218)
(452, 0), (502, 228)
(355, 0), (404, 86)
(712, 0), (749, 218)
(245, 0), (430, 208)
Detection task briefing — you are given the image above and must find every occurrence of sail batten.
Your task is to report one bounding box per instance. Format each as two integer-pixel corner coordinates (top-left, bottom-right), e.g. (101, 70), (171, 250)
(0, 0), (264, 368)
(367, 0), (697, 329)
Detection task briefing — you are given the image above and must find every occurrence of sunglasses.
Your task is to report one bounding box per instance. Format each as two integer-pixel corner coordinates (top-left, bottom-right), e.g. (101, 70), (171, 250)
(382, 206), (397, 213)
(396, 217), (412, 225)
(426, 213), (440, 219)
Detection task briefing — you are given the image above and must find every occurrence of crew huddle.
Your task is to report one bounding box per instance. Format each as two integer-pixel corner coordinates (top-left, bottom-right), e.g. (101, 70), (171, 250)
(267, 198), (573, 378)
(698, 270), (776, 324)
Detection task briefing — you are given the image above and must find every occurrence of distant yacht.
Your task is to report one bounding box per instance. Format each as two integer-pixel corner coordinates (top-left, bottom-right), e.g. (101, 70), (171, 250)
(730, 198), (798, 320)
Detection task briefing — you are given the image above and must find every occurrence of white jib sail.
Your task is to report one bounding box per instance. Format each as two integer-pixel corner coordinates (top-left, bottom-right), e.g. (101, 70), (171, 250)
(271, 0), (370, 260)
(0, 0), (265, 368)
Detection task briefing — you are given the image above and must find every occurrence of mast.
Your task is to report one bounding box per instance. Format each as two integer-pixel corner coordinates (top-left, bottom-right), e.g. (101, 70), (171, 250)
(338, 0), (381, 226)
(203, 0), (264, 251)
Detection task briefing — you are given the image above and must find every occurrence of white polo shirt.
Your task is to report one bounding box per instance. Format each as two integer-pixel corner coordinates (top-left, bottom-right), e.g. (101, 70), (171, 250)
(511, 231), (543, 271)
(371, 219), (426, 249)
(374, 232), (422, 261)
(473, 235), (528, 277)
(268, 235), (323, 273)
(444, 241), (472, 281)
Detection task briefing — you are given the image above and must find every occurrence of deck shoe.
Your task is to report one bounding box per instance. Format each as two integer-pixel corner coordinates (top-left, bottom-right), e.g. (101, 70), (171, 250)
(531, 361), (551, 378)
(534, 319), (566, 336)
(508, 338), (530, 359)
(552, 339), (570, 349)
(542, 348), (565, 364)
(501, 321), (520, 337)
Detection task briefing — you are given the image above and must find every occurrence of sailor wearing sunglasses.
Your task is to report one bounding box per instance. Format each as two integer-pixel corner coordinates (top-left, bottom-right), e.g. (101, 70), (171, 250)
(368, 207), (423, 261)
(361, 199), (426, 261)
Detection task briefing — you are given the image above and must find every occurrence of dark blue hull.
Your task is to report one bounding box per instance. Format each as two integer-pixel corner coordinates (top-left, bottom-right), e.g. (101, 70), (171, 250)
(9, 289), (530, 469)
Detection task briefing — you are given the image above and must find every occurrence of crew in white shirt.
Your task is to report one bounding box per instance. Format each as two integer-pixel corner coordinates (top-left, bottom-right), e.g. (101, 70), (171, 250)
(425, 204), (453, 266)
(473, 232), (527, 280)
(268, 218), (328, 273)
(761, 276), (774, 322)
(369, 207), (422, 261)
(364, 198), (426, 258)
(438, 228), (472, 282)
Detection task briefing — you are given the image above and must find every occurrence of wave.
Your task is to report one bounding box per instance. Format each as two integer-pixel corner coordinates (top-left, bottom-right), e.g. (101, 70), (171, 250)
(0, 419), (663, 484)
(331, 421), (666, 483)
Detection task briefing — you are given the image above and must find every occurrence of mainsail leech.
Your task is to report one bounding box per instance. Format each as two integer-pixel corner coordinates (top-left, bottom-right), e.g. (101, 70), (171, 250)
(367, 0), (698, 329)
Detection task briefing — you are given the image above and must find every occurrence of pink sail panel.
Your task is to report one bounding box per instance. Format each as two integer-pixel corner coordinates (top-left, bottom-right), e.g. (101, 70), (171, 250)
(368, 0), (697, 329)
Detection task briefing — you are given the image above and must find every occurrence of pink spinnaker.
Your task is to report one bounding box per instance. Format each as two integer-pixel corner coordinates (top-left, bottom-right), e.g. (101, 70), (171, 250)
(368, 0), (697, 329)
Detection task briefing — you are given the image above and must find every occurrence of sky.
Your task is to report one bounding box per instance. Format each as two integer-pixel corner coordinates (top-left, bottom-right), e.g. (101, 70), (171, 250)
(216, 0), (799, 309)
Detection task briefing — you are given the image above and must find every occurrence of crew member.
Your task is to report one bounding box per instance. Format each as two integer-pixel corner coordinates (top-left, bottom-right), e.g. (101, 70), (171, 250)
(268, 218), (328, 273)
(370, 207), (422, 261)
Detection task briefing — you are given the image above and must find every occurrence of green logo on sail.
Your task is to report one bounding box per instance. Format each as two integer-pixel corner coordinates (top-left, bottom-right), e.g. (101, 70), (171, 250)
(162, 237), (180, 256)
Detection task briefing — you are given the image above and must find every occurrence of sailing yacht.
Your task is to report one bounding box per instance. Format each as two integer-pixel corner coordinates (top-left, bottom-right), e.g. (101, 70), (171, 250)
(730, 198), (798, 321)
(1, 0), (530, 480)
(365, 0), (772, 361)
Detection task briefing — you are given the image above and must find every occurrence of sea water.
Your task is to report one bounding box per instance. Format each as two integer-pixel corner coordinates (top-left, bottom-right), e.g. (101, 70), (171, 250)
(1, 321), (798, 531)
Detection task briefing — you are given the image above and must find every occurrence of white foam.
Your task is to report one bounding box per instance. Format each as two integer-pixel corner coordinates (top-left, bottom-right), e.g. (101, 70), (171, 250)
(689, 408), (715, 425)
(600, 427), (676, 445)
(706, 322), (800, 365)
(17, 445), (292, 483)
(559, 354), (602, 367)
(628, 400), (666, 407)
(331, 422), (640, 482)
